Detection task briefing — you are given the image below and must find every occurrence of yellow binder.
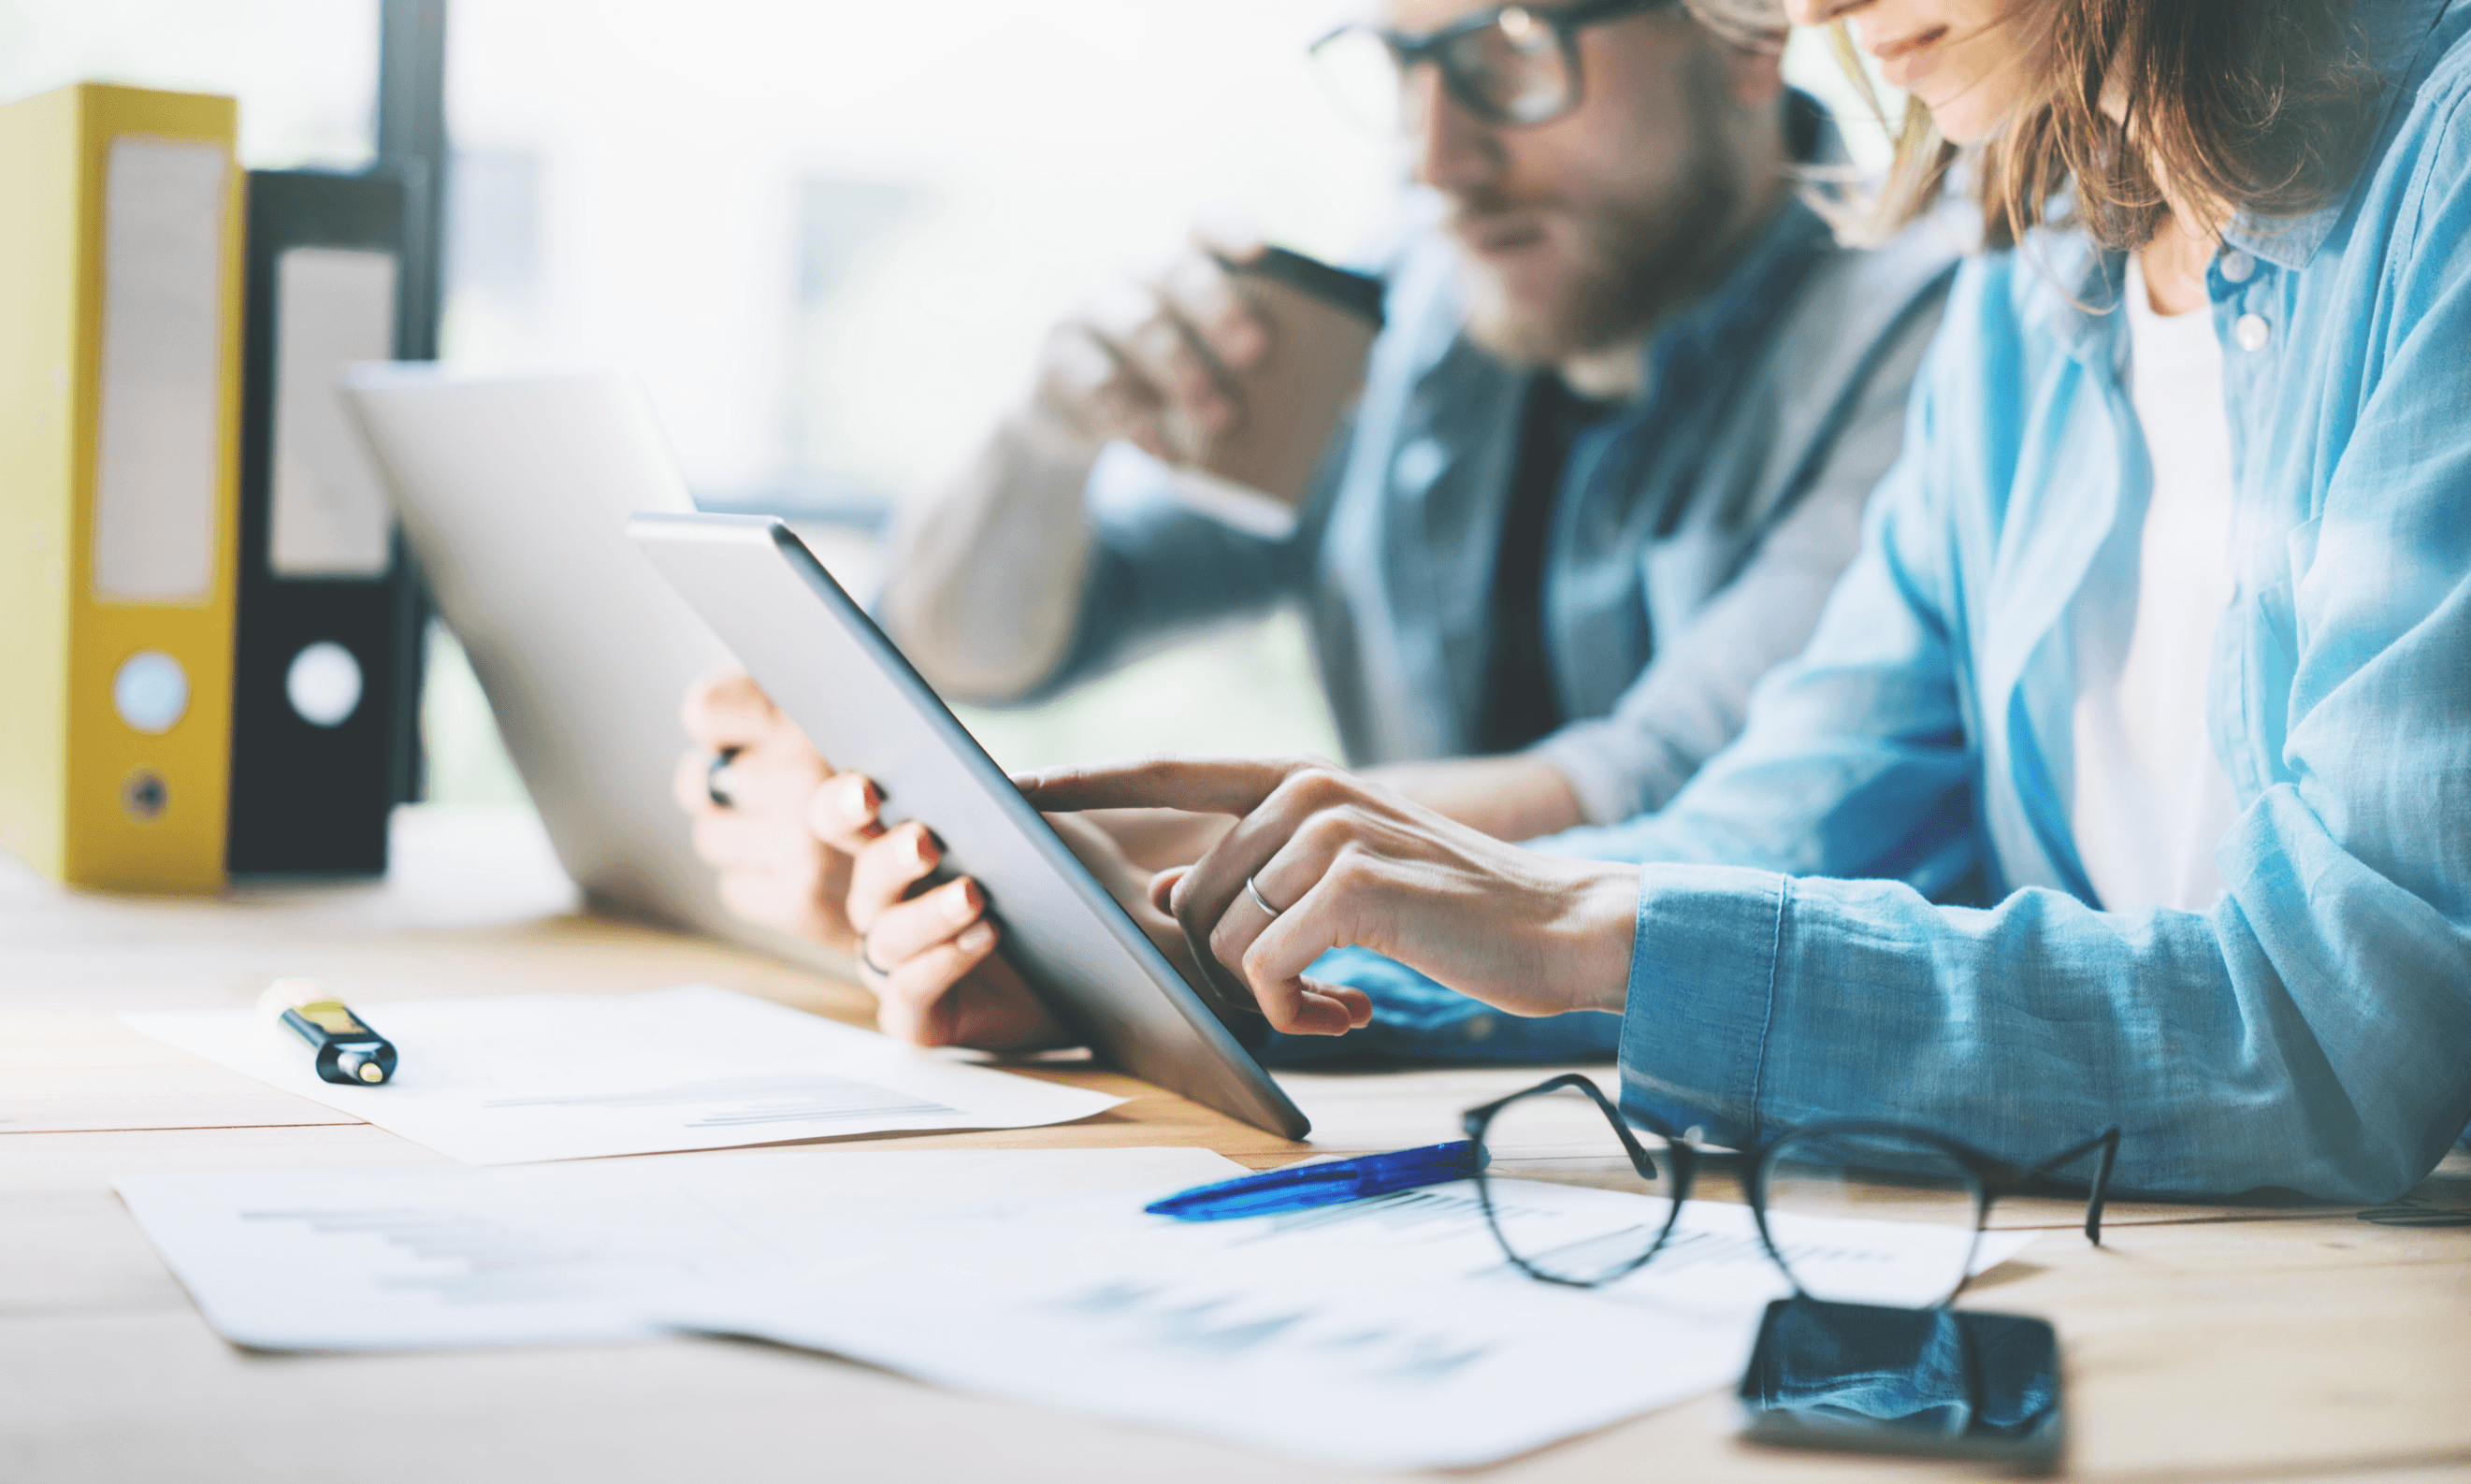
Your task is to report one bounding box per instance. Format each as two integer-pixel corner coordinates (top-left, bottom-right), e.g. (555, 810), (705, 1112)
(0, 84), (244, 892)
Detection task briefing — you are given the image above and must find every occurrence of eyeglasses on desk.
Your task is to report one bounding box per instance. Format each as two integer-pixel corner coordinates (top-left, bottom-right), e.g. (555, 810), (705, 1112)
(1461, 1072), (2121, 1305)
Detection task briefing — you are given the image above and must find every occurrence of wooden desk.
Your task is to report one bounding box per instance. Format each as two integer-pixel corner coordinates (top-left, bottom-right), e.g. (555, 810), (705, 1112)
(6, 807), (2467, 1483)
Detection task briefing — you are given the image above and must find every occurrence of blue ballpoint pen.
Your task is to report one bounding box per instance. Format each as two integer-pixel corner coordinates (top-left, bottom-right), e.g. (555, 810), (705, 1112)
(1145, 1140), (1487, 1220)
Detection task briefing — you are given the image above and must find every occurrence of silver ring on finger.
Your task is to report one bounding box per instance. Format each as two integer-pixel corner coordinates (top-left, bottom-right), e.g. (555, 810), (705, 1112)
(1245, 874), (1284, 920)
(859, 933), (895, 977)
(705, 746), (742, 809)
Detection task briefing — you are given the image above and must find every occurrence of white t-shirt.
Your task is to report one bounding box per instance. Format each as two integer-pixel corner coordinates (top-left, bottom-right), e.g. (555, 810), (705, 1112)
(2068, 255), (2244, 914)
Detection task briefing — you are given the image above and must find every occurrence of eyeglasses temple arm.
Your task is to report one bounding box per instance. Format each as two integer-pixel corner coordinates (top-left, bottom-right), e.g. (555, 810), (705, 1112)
(2019, 1128), (2124, 1246)
(1366, 0), (1667, 59)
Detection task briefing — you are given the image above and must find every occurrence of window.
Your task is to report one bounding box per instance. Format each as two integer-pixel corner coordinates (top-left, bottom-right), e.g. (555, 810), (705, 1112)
(2, 2), (1905, 801)
(0, 0), (382, 169)
(435, 0), (1393, 779)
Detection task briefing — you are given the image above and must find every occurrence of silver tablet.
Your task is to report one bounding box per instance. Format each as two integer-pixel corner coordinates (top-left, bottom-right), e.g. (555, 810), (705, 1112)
(630, 511), (1308, 1140)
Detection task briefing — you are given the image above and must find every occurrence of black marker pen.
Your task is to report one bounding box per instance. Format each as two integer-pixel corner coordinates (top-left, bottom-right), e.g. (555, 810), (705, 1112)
(259, 980), (397, 1086)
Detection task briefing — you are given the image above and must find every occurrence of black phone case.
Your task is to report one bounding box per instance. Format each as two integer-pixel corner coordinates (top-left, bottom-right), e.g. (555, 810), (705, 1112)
(1737, 1296), (2064, 1473)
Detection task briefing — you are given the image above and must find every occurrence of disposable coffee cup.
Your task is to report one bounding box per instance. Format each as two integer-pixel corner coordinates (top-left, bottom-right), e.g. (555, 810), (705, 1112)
(1165, 246), (1383, 540)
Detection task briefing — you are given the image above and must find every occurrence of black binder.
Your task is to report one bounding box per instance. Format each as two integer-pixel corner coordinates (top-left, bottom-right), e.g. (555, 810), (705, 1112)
(226, 169), (416, 876)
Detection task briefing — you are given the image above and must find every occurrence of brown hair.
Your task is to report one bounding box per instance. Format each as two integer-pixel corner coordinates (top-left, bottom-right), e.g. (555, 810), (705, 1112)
(1845, 0), (2383, 250)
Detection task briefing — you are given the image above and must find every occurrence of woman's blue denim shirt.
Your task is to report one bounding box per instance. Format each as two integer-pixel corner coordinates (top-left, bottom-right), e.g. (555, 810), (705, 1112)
(1282, 0), (2471, 1204)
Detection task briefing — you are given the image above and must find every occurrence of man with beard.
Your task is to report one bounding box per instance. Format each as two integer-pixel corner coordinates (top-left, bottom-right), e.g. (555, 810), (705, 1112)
(678, 0), (1959, 1059)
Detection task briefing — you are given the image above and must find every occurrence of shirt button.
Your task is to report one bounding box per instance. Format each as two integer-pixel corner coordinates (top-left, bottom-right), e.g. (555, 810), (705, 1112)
(2235, 313), (2272, 353)
(1394, 438), (1447, 496)
(2218, 250), (2257, 283)
(1462, 1014), (1496, 1042)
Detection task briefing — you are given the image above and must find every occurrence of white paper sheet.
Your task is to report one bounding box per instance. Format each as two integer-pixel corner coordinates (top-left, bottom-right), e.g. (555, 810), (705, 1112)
(117, 1130), (2039, 1466)
(115, 1146), (1244, 1351)
(121, 984), (1121, 1164)
(669, 1176), (2039, 1469)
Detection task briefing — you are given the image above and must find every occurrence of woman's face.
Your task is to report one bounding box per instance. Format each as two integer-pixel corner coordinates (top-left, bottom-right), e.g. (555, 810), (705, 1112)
(1784, 0), (2036, 144)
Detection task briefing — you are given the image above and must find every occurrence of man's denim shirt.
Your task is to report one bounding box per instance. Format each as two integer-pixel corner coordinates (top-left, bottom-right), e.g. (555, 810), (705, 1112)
(1286, 0), (2471, 1204)
(1048, 185), (1958, 826)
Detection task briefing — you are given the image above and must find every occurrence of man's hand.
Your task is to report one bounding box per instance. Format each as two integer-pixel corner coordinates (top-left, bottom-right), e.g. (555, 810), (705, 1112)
(1030, 215), (1273, 461)
(1019, 756), (1639, 1035)
(673, 670), (858, 952)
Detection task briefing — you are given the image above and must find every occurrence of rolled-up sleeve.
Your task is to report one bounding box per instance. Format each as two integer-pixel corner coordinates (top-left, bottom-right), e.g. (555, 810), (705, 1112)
(894, 435), (1315, 707)
(1029, 443), (1312, 701)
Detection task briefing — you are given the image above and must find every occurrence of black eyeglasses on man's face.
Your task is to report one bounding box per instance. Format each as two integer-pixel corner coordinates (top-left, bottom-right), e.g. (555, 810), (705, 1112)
(1310, 0), (1679, 133)
(1461, 1073), (2122, 1306)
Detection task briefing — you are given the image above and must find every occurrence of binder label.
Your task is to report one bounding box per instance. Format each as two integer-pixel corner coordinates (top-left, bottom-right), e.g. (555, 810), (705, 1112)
(92, 136), (229, 604)
(270, 247), (398, 578)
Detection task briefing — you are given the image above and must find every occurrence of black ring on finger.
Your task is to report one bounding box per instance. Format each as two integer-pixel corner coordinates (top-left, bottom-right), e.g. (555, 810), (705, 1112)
(859, 934), (894, 977)
(705, 746), (742, 808)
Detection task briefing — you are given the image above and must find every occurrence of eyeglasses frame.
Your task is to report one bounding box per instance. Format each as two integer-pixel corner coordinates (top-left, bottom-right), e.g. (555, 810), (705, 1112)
(1462, 1072), (2123, 1303)
(1309, 0), (1681, 131)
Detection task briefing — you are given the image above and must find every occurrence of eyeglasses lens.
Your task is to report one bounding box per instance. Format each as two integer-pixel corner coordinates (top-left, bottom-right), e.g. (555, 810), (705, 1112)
(1477, 1083), (1681, 1285)
(1311, 13), (1577, 134)
(1442, 10), (1574, 125)
(1758, 1131), (1986, 1307)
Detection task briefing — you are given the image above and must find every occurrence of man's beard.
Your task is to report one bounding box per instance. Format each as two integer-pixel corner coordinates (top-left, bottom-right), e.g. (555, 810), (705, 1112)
(1455, 114), (1752, 367)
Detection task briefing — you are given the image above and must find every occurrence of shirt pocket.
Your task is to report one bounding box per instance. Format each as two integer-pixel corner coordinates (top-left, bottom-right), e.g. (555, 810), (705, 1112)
(2228, 514), (2318, 792)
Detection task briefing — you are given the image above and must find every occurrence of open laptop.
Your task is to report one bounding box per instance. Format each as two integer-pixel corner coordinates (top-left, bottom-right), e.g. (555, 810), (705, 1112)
(340, 367), (840, 973)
